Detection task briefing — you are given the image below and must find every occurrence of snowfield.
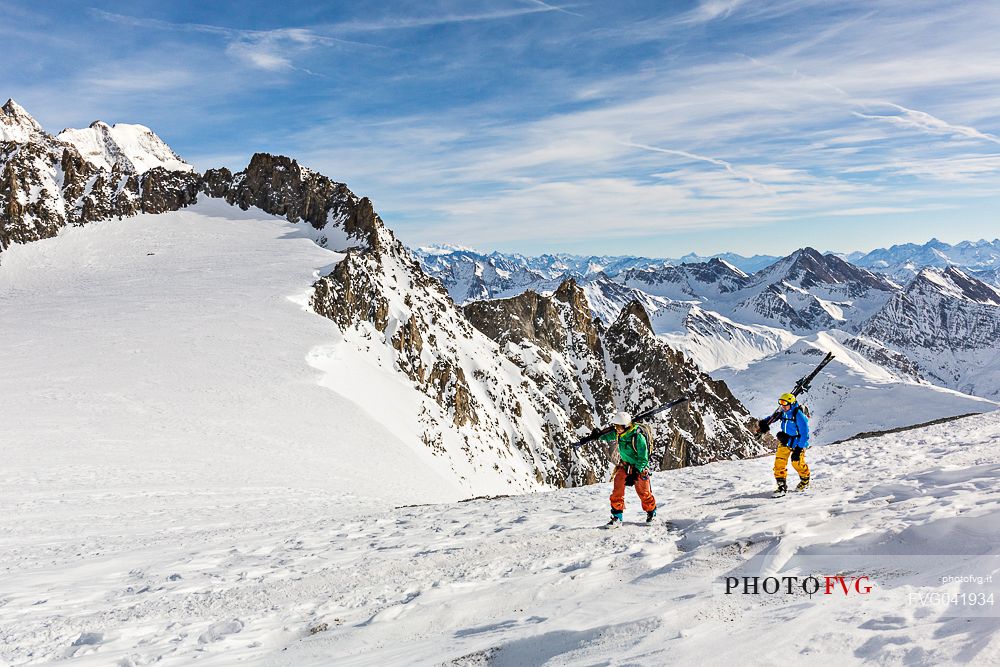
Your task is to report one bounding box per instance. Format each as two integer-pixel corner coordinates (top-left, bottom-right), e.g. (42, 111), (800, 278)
(4, 411), (1000, 665)
(0, 201), (473, 510)
(3, 209), (1000, 665)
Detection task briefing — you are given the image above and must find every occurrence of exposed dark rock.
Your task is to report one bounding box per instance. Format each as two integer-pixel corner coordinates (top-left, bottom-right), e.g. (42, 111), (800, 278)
(224, 153), (354, 228)
(140, 168), (201, 214)
(618, 299), (653, 333)
(467, 284), (762, 473)
(603, 301), (759, 468)
(463, 290), (566, 352)
(201, 167), (234, 198)
(1, 101), (200, 249)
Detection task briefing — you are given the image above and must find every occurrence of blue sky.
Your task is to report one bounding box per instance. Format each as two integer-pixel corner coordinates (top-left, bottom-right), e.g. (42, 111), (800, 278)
(4, 0), (1000, 257)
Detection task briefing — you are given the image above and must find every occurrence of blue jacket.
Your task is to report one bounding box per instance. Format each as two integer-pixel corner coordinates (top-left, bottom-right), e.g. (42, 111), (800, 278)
(780, 404), (810, 448)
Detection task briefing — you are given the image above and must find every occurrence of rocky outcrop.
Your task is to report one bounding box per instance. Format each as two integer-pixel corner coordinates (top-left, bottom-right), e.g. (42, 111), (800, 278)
(140, 168), (201, 214)
(211, 158), (612, 487)
(466, 284), (763, 473)
(464, 279), (617, 439)
(603, 301), (761, 468)
(208, 154), (358, 231)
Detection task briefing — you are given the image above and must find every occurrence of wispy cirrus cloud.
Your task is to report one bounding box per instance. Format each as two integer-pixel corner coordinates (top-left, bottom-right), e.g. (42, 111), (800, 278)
(89, 9), (384, 75)
(623, 141), (774, 193)
(16, 0), (1000, 254)
(314, 2), (579, 32)
(682, 0), (747, 24)
(853, 103), (1000, 146)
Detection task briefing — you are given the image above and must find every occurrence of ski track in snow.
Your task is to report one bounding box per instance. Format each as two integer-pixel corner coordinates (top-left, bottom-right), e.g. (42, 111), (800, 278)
(2, 413), (999, 665)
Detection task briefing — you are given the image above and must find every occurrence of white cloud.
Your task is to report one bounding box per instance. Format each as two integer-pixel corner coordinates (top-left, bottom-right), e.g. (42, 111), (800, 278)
(853, 103), (1000, 146)
(624, 141), (774, 193)
(225, 42), (292, 72)
(684, 0), (746, 24)
(90, 10), (383, 74)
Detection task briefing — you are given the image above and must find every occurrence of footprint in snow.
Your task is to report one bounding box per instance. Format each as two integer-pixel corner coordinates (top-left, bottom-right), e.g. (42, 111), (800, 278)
(198, 619), (244, 644)
(859, 615), (909, 631)
(66, 632), (104, 658)
(560, 560), (591, 573)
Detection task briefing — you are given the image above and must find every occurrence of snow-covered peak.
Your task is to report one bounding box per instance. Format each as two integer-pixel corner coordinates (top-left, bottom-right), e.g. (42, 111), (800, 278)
(711, 257), (748, 278)
(417, 243), (480, 255)
(912, 266), (1000, 305)
(0, 98), (45, 143)
(57, 120), (192, 175)
(751, 246), (894, 293)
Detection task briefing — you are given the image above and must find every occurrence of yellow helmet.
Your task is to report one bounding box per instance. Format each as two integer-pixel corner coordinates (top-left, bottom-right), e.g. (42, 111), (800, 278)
(778, 393), (796, 405)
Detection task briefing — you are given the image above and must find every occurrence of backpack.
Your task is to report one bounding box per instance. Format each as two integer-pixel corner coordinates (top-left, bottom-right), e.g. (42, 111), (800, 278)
(633, 422), (656, 469)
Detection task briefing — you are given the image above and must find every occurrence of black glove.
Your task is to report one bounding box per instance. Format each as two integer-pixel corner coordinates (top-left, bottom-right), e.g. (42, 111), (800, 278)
(625, 464), (638, 487)
(791, 447), (803, 462)
(757, 418), (771, 433)
(589, 427), (602, 440)
(776, 431), (790, 446)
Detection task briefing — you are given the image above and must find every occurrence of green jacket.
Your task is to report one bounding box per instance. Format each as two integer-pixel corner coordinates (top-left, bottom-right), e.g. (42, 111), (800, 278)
(600, 425), (650, 472)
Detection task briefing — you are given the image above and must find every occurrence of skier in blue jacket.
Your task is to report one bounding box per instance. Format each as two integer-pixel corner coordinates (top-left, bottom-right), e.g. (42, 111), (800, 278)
(760, 392), (810, 496)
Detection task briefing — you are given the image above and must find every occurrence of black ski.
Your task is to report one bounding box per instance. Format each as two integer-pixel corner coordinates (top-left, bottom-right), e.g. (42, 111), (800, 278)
(758, 352), (834, 430)
(571, 395), (690, 449)
(791, 351), (835, 397)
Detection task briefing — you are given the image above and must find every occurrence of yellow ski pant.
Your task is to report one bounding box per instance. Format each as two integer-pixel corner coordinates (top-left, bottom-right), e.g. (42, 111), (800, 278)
(774, 445), (810, 480)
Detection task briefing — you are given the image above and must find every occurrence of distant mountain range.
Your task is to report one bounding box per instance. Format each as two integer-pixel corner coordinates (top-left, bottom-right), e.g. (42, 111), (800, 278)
(416, 238), (1000, 297)
(846, 238), (1000, 284)
(415, 242), (1000, 404)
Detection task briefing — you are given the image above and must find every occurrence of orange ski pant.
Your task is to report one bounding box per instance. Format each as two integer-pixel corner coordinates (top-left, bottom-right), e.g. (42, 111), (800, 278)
(610, 465), (657, 512)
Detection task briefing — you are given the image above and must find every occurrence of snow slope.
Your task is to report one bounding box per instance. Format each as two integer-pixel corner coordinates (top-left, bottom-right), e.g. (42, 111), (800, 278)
(0, 199), (469, 508)
(4, 410), (1000, 664)
(714, 333), (997, 444)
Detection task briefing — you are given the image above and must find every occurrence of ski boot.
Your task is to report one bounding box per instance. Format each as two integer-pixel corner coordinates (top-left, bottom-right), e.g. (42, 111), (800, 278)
(646, 509), (657, 524)
(795, 477), (810, 492)
(773, 478), (787, 497)
(606, 511), (623, 527)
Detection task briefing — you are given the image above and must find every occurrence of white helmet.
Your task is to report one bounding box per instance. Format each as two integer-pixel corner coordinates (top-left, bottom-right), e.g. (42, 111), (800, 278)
(611, 411), (632, 426)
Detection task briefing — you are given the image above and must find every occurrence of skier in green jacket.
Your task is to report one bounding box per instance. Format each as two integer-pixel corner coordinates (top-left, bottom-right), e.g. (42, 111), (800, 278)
(598, 411), (657, 526)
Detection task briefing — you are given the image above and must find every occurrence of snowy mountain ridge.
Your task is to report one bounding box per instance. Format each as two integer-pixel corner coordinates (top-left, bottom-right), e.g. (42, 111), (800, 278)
(57, 121), (192, 175)
(854, 267), (1000, 400)
(3, 98), (997, 464)
(412, 244), (775, 301)
(418, 238), (1000, 307)
(848, 237), (1000, 283)
(0, 98), (44, 143)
